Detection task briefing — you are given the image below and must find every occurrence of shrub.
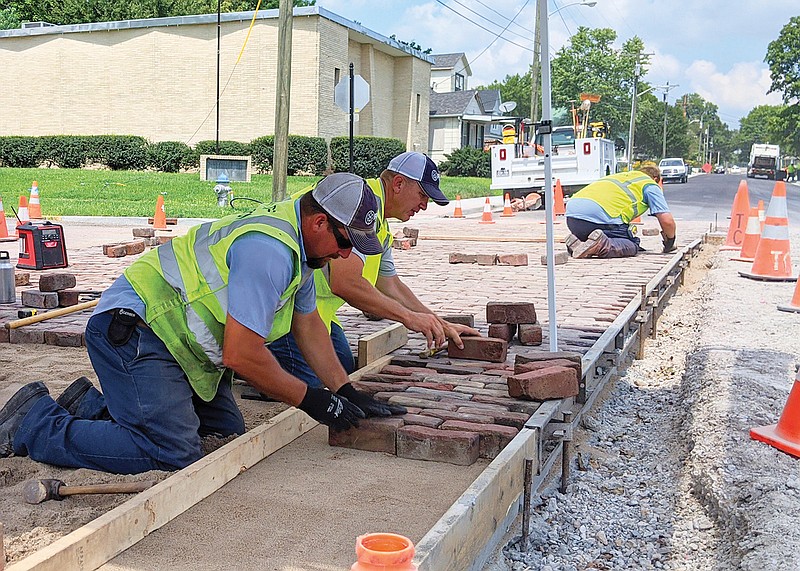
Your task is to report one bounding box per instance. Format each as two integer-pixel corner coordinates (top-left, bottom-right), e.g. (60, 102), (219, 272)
(95, 135), (148, 170)
(250, 136), (274, 173)
(0, 136), (42, 168)
(250, 135), (328, 175)
(329, 136), (406, 179)
(147, 141), (193, 173)
(194, 140), (251, 165)
(39, 135), (91, 169)
(438, 146), (491, 178)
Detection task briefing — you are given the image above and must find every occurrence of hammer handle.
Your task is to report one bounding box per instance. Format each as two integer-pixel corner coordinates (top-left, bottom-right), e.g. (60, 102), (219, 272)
(5, 300), (99, 329)
(58, 480), (155, 497)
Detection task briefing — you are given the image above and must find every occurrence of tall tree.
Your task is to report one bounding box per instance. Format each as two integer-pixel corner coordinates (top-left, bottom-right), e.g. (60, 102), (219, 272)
(765, 16), (800, 155)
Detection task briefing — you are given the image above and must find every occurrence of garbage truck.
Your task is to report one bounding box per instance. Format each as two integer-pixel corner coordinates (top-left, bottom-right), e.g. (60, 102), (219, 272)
(748, 144), (782, 180)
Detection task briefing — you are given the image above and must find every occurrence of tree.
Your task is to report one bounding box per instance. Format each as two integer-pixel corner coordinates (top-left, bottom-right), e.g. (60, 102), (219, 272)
(765, 17), (800, 156)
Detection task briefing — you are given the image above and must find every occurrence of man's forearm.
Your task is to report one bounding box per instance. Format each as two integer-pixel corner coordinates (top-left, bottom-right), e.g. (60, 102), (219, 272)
(333, 274), (421, 323)
(376, 275), (432, 315)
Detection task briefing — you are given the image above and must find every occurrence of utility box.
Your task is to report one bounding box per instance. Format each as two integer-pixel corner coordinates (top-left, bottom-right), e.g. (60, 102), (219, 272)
(200, 155), (252, 183)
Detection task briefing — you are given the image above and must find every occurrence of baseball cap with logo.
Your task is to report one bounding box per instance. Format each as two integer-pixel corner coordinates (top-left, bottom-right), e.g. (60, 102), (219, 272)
(312, 172), (382, 255)
(388, 151), (449, 206)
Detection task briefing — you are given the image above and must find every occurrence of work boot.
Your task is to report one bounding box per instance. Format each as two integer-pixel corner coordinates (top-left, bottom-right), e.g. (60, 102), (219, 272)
(564, 233), (581, 255)
(55, 376), (93, 415)
(56, 377), (111, 420)
(0, 381), (49, 457)
(571, 229), (610, 259)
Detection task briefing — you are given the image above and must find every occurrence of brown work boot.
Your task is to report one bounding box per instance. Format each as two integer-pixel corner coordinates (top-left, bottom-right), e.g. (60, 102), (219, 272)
(571, 229), (610, 259)
(564, 233), (581, 255)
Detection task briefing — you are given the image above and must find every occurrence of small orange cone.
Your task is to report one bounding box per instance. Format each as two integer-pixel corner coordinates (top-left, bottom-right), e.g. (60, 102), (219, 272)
(501, 193), (514, 217)
(152, 194), (167, 230)
(17, 196), (29, 225)
(554, 179), (566, 217)
(452, 194), (464, 218)
(0, 196), (14, 241)
(757, 199), (765, 233)
(778, 279), (800, 313)
(739, 181), (796, 281)
(720, 180), (750, 250)
(731, 207), (760, 262)
(28, 180), (42, 219)
(479, 197), (495, 224)
(750, 370), (800, 458)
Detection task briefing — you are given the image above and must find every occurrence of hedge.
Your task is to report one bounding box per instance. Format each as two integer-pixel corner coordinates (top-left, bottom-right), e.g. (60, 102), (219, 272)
(330, 136), (406, 179)
(250, 135), (328, 175)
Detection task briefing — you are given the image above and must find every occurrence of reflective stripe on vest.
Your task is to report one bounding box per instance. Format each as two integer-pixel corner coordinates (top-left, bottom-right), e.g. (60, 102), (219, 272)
(574, 171), (653, 223)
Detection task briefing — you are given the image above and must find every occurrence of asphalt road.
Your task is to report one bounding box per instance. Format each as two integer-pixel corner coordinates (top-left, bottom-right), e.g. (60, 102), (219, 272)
(662, 172), (800, 227)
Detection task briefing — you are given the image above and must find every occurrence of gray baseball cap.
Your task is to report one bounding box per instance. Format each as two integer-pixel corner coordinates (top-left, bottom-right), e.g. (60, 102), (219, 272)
(388, 151), (449, 206)
(312, 173), (382, 255)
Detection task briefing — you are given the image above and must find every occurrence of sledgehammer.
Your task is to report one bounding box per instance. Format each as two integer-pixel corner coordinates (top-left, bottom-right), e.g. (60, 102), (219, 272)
(22, 478), (156, 504)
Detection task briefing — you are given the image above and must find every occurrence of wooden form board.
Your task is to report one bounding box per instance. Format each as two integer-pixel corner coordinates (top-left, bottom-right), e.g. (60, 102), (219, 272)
(357, 322), (408, 369)
(420, 235), (567, 243)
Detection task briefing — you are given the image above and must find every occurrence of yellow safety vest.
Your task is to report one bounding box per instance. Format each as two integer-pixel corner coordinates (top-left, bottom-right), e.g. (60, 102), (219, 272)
(573, 171), (656, 223)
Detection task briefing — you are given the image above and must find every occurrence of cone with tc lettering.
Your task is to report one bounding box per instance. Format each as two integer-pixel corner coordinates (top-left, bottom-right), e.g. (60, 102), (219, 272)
(554, 178), (566, 217)
(28, 180), (42, 219)
(731, 207), (760, 263)
(720, 180), (750, 251)
(152, 194), (167, 230)
(758, 199), (765, 233)
(750, 370), (800, 458)
(452, 194), (464, 218)
(0, 196), (14, 241)
(501, 193), (514, 217)
(479, 197), (495, 224)
(739, 180), (796, 281)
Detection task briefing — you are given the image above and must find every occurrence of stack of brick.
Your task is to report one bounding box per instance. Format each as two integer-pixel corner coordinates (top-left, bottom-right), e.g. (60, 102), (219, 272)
(507, 352), (582, 400)
(449, 253), (528, 266)
(392, 227), (419, 250)
(330, 359), (533, 466)
(21, 273), (81, 309)
(486, 302), (542, 346)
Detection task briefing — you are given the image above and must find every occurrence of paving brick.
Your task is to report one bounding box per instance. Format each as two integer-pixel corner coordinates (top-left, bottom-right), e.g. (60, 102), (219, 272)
(44, 330), (84, 347)
(10, 327), (45, 344)
(440, 420), (518, 459)
(156, 236), (174, 245)
(396, 425), (480, 465)
(641, 227), (661, 236)
(515, 351), (582, 365)
(379, 365), (430, 376)
(400, 414), (442, 429)
(406, 381), (456, 392)
(514, 358), (582, 378)
(125, 240), (146, 255)
(453, 402), (511, 413)
(359, 372), (426, 383)
(104, 244), (128, 258)
(488, 323), (516, 342)
(486, 302), (537, 325)
(456, 408), (530, 430)
(15, 272), (30, 287)
(441, 314), (475, 327)
(449, 253), (477, 264)
(0, 327), (9, 343)
(352, 381), (410, 395)
(452, 386), (509, 398)
(402, 227), (420, 240)
(385, 395), (460, 411)
(424, 363), (485, 375)
(497, 253), (528, 266)
(485, 383), (509, 391)
(57, 290), (80, 307)
(38, 273), (76, 292)
(390, 356), (432, 368)
(476, 254), (497, 266)
(518, 323), (543, 346)
(472, 395), (539, 415)
(447, 337), (508, 363)
(392, 237), (413, 250)
(132, 227), (156, 238)
(406, 387), (471, 400)
(328, 417), (404, 453)
(21, 290), (58, 309)
(507, 366), (579, 400)
(420, 409), (495, 424)
(541, 251), (570, 265)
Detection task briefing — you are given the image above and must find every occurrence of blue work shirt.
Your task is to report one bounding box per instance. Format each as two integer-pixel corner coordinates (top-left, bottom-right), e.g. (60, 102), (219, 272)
(566, 182), (670, 224)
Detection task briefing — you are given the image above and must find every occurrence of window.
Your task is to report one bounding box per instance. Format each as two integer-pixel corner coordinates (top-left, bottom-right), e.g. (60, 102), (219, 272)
(334, 67), (341, 101)
(454, 73), (464, 92)
(416, 94), (421, 123)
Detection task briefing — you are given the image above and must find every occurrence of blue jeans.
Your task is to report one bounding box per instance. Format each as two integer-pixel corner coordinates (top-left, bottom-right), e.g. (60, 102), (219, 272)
(268, 323), (354, 389)
(566, 217), (640, 258)
(14, 311), (244, 474)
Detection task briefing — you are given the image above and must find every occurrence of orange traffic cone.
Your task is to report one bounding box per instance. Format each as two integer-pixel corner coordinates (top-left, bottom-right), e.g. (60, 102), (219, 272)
(501, 193), (514, 217)
(739, 181), (796, 281)
(479, 197), (495, 224)
(17, 196), (29, 225)
(554, 179), (566, 217)
(630, 215), (642, 224)
(452, 194), (464, 218)
(28, 180), (42, 219)
(758, 199), (765, 233)
(778, 279), (800, 313)
(0, 196), (14, 241)
(720, 180), (750, 251)
(152, 194), (167, 230)
(731, 207), (760, 262)
(750, 370), (800, 457)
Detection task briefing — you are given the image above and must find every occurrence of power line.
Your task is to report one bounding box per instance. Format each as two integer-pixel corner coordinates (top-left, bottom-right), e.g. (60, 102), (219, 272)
(433, 0), (533, 53)
(447, 0), (534, 44)
(471, 0), (534, 35)
(461, 0), (533, 71)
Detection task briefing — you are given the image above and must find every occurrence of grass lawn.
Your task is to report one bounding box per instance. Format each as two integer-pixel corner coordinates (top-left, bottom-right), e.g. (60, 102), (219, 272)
(0, 168), (498, 218)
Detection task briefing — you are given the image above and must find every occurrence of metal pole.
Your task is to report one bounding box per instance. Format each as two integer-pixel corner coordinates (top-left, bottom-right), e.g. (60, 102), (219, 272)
(530, 14), (541, 122)
(215, 0), (221, 155)
(538, 0), (558, 352)
(349, 63), (354, 173)
(521, 458), (534, 548)
(627, 62), (639, 169)
(661, 82), (669, 158)
(272, 0), (292, 201)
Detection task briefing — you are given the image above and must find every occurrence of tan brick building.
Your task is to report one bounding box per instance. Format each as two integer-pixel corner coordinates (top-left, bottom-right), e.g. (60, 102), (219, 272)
(0, 7), (432, 151)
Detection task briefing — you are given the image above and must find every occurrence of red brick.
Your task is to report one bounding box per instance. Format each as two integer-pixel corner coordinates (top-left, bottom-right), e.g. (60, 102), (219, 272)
(507, 366), (579, 400)
(472, 395), (539, 415)
(453, 402), (511, 413)
(360, 372), (426, 383)
(57, 290), (80, 307)
(541, 251), (570, 265)
(515, 351), (582, 365)
(392, 237), (413, 250)
(10, 327), (45, 344)
(497, 253), (528, 266)
(476, 254), (497, 266)
(406, 387), (470, 401)
(132, 227), (156, 238)
(518, 323), (543, 346)
(456, 408), (530, 429)
(38, 273), (76, 292)
(385, 395), (460, 411)
(440, 420), (518, 459)
(390, 356), (432, 368)
(44, 330), (84, 347)
(125, 240), (146, 255)
(449, 253), (477, 264)
(486, 302), (537, 325)
(0, 327), (9, 343)
(104, 244), (128, 258)
(402, 227), (420, 239)
(441, 314), (475, 327)
(328, 417), (404, 453)
(452, 386), (509, 398)
(425, 363), (485, 375)
(156, 236), (174, 245)
(514, 358), (582, 378)
(406, 382), (456, 392)
(396, 425), (480, 465)
(447, 337), (508, 363)
(352, 381), (410, 395)
(488, 323), (516, 342)
(379, 365), (430, 376)
(21, 289), (58, 309)
(401, 414), (442, 429)
(420, 409), (495, 424)
(15, 272), (30, 287)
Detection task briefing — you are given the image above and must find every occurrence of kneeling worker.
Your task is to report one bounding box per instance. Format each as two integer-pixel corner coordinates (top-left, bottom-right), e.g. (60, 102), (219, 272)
(565, 165), (677, 258)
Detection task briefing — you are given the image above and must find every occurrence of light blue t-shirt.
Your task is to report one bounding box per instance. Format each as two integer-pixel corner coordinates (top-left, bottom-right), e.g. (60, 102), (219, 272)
(566, 182), (670, 224)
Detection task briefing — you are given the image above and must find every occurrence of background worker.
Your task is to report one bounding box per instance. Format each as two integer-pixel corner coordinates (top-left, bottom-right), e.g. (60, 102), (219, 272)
(565, 165), (677, 259)
(0, 173), (405, 474)
(269, 151), (480, 388)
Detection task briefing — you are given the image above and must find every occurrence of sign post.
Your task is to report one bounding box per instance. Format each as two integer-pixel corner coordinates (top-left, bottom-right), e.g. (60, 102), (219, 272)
(334, 64), (370, 173)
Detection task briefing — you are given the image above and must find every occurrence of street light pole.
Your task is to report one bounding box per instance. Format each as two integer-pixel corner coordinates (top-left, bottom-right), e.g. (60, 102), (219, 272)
(661, 82), (679, 158)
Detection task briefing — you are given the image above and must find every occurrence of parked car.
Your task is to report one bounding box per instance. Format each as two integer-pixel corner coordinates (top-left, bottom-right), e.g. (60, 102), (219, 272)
(659, 158), (688, 183)
(729, 165), (742, 174)
(713, 165), (726, 174)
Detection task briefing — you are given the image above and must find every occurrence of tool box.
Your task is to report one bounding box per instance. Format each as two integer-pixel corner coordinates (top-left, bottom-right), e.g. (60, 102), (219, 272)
(16, 221), (69, 270)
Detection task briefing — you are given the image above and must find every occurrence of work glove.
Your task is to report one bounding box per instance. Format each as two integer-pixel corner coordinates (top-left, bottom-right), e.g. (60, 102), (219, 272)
(661, 232), (677, 254)
(337, 382), (407, 417)
(298, 387), (365, 431)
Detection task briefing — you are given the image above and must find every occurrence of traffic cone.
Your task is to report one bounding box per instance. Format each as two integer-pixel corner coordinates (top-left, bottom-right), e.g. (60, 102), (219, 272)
(731, 207), (760, 262)
(452, 194), (464, 218)
(630, 215), (642, 224)
(739, 181), (796, 281)
(0, 196), (14, 241)
(501, 193), (514, 217)
(758, 199), (765, 233)
(17, 196), (29, 225)
(28, 180), (42, 219)
(720, 180), (750, 251)
(152, 194), (167, 230)
(479, 197), (495, 224)
(554, 179), (566, 217)
(778, 279), (800, 313)
(750, 370), (800, 457)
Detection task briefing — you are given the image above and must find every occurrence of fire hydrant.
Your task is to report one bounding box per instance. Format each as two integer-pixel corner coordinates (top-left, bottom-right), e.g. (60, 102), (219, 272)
(213, 174), (232, 207)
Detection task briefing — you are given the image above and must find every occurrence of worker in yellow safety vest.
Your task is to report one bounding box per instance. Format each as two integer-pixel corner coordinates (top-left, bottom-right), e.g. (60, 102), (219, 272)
(269, 152), (480, 388)
(565, 165), (677, 259)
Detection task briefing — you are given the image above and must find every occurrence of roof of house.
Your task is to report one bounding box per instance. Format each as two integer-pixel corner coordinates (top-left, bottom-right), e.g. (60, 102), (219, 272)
(477, 90), (501, 114)
(430, 90), (477, 116)
(431, 52), (471, 76)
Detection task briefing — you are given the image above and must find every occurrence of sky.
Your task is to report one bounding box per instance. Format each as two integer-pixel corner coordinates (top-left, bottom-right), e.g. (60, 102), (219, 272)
(316, 0), (796, 129)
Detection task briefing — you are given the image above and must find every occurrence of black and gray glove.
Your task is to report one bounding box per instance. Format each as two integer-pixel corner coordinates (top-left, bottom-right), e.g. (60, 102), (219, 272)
(298, 387), (365, 431)
(337, 382), (407, 417)
(661, 232), (677, 254)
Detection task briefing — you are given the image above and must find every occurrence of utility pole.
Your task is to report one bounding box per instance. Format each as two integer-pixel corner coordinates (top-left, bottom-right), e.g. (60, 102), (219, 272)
(626, 60), (640, 168)
(215, 0), (221, 155)
(530, 12), (541, 122)
(272, 0), (292, 202)
(661, 82), (679, 159)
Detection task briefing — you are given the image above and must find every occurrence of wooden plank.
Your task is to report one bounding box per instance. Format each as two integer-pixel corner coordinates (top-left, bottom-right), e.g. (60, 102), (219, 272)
(420, 235), (567, 243)
(357, 323), (408, 369)
(413, 427), (539, 571)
